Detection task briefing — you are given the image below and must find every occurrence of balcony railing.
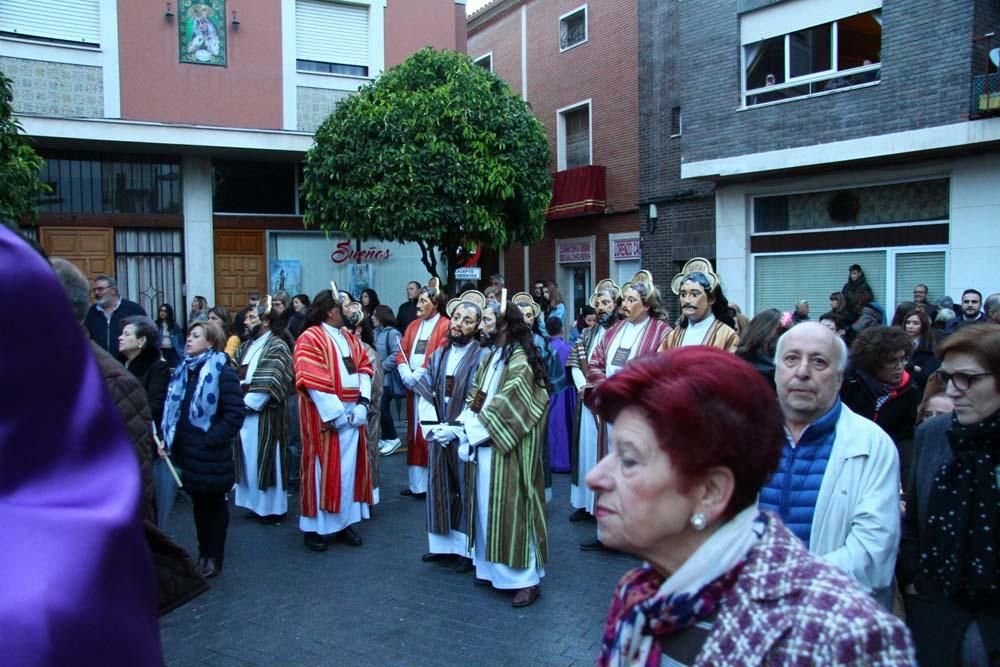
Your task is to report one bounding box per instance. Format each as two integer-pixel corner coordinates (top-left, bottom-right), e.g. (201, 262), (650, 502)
(972, 34), (999, 118)
(546, 165), (606, 221)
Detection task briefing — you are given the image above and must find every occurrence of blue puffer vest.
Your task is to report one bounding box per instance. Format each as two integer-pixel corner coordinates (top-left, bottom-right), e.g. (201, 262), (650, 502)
(758, 401), (841, 545)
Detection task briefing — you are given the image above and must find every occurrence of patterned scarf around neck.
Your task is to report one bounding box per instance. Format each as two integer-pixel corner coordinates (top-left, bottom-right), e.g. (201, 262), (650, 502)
(921, 409), (1000, 605)
(161, 350), (228, 449)
(598, 508), (766, 667)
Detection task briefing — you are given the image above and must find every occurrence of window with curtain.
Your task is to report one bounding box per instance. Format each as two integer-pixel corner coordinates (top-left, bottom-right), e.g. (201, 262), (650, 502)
(115, 229), (185, 323)
(743, 7), (882, 106)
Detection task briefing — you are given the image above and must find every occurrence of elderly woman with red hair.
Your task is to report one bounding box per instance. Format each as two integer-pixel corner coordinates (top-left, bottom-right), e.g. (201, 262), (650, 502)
(587, 348), (914, 666)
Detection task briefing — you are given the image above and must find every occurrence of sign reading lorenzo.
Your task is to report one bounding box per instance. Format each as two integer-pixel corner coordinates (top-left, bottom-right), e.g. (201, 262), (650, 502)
(613, 238), (641, 261)
(330, 240), (393, 264)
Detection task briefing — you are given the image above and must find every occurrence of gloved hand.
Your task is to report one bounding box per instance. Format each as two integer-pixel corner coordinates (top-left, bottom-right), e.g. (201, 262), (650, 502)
(332, 413), (351, 431)
(432, 427), (457, 446)
(349, 404), (368, 427)
(411, 367), (427, 385)
(398, 363), (415, 388)
(458, 440), (475, 463)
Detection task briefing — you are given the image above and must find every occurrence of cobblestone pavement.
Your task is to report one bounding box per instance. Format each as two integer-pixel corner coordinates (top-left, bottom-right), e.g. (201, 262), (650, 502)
(160, 450), (637, 666)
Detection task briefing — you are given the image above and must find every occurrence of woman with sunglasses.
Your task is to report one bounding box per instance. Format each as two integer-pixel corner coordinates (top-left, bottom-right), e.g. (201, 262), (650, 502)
(898, 323), (1000, 666)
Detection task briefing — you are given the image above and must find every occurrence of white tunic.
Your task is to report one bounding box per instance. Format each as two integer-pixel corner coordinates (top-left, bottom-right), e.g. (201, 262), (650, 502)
(299, 324), (371, 535)
(406, 313), (441, 493)
(570, 329), (605, 512)
(680, 313), (716, 347)
(235, 332), (287, 517)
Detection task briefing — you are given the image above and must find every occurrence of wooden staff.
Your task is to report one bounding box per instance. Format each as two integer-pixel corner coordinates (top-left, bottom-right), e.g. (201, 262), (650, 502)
(151, 428), (183, 488)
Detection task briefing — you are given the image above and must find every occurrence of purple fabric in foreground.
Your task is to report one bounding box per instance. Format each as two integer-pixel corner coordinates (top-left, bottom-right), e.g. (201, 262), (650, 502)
(548, 335), (575, 473)
(0, 228), (162, 665)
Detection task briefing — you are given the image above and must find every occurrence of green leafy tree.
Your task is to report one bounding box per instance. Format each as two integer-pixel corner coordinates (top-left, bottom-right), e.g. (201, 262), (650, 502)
(0, 71), (48, 230)
(301, 47), (552, 292)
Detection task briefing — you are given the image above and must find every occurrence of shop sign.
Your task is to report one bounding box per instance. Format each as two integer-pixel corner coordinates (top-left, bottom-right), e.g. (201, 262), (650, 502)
(557, 241), (592, 264)
(454, 267), (482, 281)
(330, 240), (393, 264)
(613, 238), (641, 261)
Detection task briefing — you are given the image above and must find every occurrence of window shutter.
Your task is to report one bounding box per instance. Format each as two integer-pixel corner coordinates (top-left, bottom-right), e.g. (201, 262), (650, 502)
(296, 0), (369, 67)
(894, 252), (946, 307)
(0, 0), (100, 45)
(754, 250), (886, 315)
(564, 106), (590, 169)
(741, 0), (881, 45)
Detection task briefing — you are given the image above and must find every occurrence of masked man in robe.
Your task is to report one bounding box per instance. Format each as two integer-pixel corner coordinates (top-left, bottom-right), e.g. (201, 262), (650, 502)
(583, 270), (672, 551)
(659, 258), (740, 352)
(294, 287), (374, 552)
(234, 297), (294, 524)
(457, 298), (551, 607)
(567, 279), (621, 523)
(396, 278), (451, 498)
(345, 300), (383, 504)
(413, 291), (489, 573)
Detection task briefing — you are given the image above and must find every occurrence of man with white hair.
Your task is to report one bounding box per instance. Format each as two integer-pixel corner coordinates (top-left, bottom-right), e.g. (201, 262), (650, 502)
(985, 292), (1000, 324)
(84, 274), (146, 353)
(758, 322), (901, 610)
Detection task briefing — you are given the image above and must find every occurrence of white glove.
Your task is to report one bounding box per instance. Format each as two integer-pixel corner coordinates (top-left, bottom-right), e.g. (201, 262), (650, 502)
(332, 413), (351, 431)
(458, 440), (475, 463)
(432, 427), (457, 446)
(349, 404), (368, 427)
(412, 367), (427, 384)
(398, 363), (415, 387)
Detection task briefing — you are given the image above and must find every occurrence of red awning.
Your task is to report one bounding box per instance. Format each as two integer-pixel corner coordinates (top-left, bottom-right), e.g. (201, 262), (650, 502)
(546, 165), (606, 220)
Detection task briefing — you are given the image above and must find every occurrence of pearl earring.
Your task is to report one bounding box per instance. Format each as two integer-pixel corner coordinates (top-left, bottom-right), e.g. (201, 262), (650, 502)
(690, 512), (707, 530)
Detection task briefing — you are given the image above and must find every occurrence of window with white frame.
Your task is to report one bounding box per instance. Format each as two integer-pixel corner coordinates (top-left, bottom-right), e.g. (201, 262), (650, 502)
(0, 0), (101, 46)
(296, 0), (370, 77)
(742, 0), (882, 106)
(474, 53), (492, 72)
(558, 102), (591, 170)
(559, 5), (587, 51)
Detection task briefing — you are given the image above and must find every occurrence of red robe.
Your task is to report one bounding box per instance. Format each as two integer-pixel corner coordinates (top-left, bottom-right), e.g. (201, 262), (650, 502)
(294, 324), (374, 517)
(395, 314), (450, 467)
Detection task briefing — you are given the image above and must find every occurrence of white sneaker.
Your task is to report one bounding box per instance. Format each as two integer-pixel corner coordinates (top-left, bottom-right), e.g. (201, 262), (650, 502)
(380, 438), (402, 456)
(377, 440), (391, 454)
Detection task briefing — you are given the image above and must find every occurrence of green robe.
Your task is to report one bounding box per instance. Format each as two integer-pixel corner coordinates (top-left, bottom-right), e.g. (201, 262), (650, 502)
(465, 346), (549, 569)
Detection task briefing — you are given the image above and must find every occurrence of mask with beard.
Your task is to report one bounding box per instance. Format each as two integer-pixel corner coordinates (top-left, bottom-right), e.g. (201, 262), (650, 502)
(479, 328), (498, 347)
(452, 330), (477, 347)
(344, 307), (362, 328)
(597, 309), (618, 327)
(249, 322), (264, 338)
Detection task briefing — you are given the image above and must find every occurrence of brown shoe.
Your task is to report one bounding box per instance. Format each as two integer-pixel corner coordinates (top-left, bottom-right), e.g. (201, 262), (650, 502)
(511, 585), (540, 608)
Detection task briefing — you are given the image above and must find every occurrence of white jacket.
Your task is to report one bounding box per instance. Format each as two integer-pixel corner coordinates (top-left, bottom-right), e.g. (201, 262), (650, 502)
(808, 403), (900, 608)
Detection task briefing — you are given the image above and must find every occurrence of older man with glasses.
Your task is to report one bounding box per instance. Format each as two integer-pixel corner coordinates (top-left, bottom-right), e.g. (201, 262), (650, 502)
(83, 273), (147, 354)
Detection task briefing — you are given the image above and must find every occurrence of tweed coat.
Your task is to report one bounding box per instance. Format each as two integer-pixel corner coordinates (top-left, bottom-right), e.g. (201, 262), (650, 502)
(671, 513), (914, 665)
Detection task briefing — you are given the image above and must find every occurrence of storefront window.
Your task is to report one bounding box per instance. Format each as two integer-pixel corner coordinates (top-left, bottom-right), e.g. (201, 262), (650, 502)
(213, 160), (297, 214)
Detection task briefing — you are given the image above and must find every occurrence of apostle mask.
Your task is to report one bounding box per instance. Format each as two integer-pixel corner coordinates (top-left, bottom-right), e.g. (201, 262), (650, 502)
(678, 277), (715, 324)
(449, 304), (481, 346)
(621, 286), (650, 323)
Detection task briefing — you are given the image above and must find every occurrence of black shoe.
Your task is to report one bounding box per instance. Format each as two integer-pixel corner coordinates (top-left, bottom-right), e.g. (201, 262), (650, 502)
(259, 513), (286, 525)
(335, 526), (362, 547)
(580, 537), (605, 551)
(569, 508), (592, 522)
(422, 552), (452, 563)
(475, 577), (491, 587)
(412, 492), (427, 499)
(304, 532), (328, 552)
(400, 488), (415, 497)
(453, 557), (474, 574)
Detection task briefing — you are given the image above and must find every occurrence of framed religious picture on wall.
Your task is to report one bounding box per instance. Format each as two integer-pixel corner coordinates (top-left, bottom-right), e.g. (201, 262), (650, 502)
(270, 259), (301, 296)
(179, 0), (227, 67)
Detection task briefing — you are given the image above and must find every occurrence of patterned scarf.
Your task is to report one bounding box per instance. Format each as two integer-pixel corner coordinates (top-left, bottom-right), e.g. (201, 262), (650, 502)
(598, 508), (765, 667)
(161, 350), (228, 449)
(921, 409), (1000, 605)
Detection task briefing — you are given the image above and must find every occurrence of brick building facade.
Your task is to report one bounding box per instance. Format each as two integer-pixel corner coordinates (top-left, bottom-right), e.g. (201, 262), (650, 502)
(469, 0), (641, 323)
(641, 0), (1000, 316)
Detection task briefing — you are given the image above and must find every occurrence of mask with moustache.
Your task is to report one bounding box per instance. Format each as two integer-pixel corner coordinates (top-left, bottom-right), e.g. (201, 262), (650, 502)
(597, 309), (618, 327)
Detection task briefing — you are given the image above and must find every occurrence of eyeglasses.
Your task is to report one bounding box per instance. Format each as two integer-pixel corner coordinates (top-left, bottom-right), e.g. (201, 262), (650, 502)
(934, 369), (994, 391)
(883, 355), (908, 369)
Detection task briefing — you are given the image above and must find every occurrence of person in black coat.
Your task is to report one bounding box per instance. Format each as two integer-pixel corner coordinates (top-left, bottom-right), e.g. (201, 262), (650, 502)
(162, 320), (244, 579)
(119, 315), (174, 528)
(735, 308), (790, 391)
(898, 324), (1000, 666)
(840, 326), (921, 483)
(84, 274), (147, 354)
(901, 307), (939, 392)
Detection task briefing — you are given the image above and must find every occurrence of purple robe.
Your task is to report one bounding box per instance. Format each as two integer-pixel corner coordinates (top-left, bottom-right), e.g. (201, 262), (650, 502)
(547, 335), (576, 473)
(0, 227), (162, 664)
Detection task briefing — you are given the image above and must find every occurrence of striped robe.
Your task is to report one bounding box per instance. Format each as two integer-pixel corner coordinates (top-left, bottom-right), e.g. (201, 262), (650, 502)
(465, 346), (549, 569)
(396, 315), (451, 468)
(585, 317), (671, 459)
(233, 335), (294, 490)
(567, 323), (605, 485)
(362, 341), (383, 492)
(659, 319), (740, 352)
(413, 341), (486, 535)
(294, 324), (374, 517)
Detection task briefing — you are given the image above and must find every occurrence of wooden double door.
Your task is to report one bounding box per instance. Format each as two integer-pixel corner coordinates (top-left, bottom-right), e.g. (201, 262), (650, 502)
(39, 227), (114, 279)
(213, 229), (267, 314)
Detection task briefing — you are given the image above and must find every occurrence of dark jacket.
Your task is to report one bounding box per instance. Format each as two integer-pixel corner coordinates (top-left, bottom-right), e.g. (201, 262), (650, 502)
(90, 341), (156, 524)
(396, 299), (418, 335)
(898, 415), (1000, 666)
(288, 310), (306, 340)
(84, 299), (147, 354)
(944, 312), (986, 335)
(125, 347), (171, 431)
(906, 345), (939, 392)
(736, 350), (776, 391)
(840, 367), (920, 483)
(171, 362), (243, 493)
(841, 275), (871, 321)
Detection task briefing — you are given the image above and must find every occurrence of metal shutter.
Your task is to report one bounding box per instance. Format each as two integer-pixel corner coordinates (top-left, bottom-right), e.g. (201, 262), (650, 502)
(754, 250), (886, 315)
(296, 0), (369, 67)
(894, 251), (946, 308)
(0, 0), (100, 45)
